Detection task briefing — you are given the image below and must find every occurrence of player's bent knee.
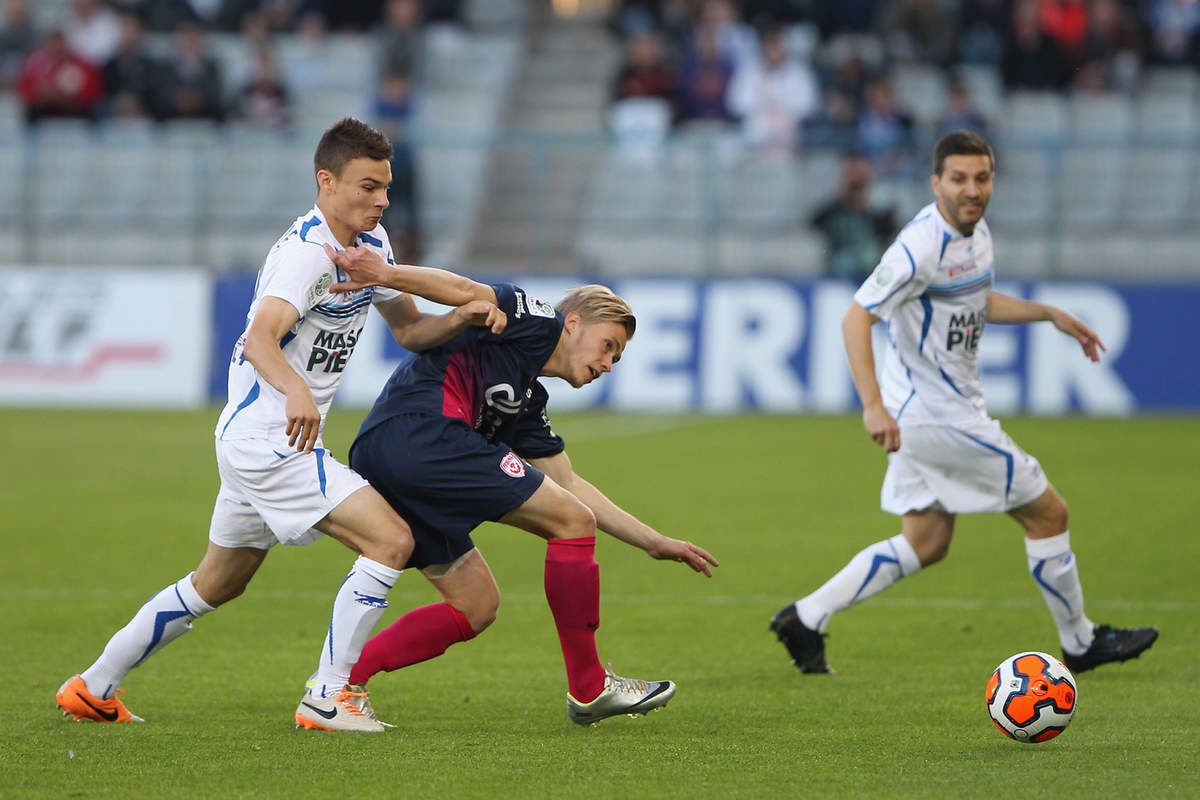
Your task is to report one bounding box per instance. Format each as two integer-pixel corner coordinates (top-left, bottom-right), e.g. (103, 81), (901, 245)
(558, 500), (596, 540)
(362, 534), (414, 571)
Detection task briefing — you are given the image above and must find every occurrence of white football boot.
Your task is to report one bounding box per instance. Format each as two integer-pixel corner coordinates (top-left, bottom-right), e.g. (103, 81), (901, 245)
(294, 684), (393, 731)
(566, 667), (676, 726)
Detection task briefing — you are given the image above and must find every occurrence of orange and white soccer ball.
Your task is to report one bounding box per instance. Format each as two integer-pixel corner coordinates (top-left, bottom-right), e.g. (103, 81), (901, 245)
(985, 651), (1077, 743)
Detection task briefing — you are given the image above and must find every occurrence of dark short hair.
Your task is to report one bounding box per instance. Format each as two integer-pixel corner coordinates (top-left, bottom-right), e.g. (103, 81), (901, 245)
(313, 118), (393, 178)
(933, 130), (994, 175)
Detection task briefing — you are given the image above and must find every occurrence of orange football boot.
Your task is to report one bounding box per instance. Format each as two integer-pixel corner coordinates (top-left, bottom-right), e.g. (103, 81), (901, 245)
(56, 675), (144, 723)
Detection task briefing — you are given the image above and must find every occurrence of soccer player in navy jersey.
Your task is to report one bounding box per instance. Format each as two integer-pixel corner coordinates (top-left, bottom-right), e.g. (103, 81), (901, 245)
(324, 245), (719, 725)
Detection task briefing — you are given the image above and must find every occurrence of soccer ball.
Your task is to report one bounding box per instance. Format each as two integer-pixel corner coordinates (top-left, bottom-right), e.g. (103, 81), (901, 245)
(985, 651), (1077, 743)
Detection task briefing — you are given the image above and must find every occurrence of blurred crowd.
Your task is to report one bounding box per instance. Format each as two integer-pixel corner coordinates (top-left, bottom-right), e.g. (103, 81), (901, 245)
(0, 0), (470, 262)
(606, 0), (1198, 278)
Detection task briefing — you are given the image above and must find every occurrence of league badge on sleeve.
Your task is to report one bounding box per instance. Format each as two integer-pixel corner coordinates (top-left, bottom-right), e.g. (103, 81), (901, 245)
(528, 296), (556, 318)
(307, 272), (333, 307)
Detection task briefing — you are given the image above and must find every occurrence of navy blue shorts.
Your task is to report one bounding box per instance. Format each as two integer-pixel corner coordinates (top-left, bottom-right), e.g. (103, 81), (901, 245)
(349, 413), (546, 570)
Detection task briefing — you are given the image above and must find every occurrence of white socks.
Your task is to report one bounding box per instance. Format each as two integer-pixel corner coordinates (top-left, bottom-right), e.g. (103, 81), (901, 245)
(310, 555), (403, 698)
(1026, 531), (1094, 655)
(796, 533), (921, 633)
(81, 572), (215, 700)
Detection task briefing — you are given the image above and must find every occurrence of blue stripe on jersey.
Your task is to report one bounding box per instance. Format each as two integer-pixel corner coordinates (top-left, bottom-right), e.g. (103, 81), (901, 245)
(865, 242), (918, 311)
(939, 232), (952, 264)
(918, 295), (933, 353)
(955, 428), (1015, 503)
(358, 232), (383, 247)
(312, 304), (371, 319)
(314, 447), (327, 496)
(279, 330), (297, 349)
(933, 353), (968, 398)
(895, 389), (916, 421)
(220, 380), (261, 438)
(901, 213), (931, 232)
(314, 296), (371, 313)
(299, 215), (322, 242)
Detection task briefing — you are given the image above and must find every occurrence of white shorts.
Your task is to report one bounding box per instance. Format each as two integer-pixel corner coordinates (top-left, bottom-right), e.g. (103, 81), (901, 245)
(880, 418), (1048, 515)
(209, 438), (369, 549)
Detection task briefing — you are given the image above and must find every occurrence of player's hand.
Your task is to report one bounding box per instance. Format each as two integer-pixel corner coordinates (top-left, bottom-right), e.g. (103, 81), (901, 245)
(1049, 308), (1106, 363)
(455, 300), (507, 334)
(647, 537), (719, 577)
(325, 243), (392, 292)
(863, 403), (900, 452)
(285, 389), (322, 453)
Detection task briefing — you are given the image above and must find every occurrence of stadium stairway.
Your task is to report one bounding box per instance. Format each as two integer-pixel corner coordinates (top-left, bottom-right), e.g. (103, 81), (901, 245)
(465, 5), (618, 274)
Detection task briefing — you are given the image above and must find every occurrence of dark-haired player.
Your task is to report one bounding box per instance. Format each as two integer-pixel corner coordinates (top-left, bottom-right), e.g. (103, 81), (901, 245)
(770, 131), (1158, 676)
(57, 118), (506, 732)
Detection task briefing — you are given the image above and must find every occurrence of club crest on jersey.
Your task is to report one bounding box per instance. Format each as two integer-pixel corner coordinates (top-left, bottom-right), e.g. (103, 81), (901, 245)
(874, 265), (894, 285)
(307, 272), (333, 307)
(500, 451), (526, 478)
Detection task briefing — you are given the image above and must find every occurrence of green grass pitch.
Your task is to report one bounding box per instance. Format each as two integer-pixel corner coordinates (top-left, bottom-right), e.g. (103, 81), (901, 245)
(3, 409), (1197, 799)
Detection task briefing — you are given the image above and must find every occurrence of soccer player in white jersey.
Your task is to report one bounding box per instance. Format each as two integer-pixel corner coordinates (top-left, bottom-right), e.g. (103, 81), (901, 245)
(770, 131), (1158, 675)
(56, 118), (506, 731)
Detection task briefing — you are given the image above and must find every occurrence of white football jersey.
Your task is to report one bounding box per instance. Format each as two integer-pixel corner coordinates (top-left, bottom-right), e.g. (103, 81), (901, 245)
(853, 202), (994, 426)
(215, 206), (402, 444)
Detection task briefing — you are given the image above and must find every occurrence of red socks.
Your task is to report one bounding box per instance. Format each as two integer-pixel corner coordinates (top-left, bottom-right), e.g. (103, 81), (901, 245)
(544, 536), (606, 703)
(349, 602), (476, 686)
(349, 538), (606, 702)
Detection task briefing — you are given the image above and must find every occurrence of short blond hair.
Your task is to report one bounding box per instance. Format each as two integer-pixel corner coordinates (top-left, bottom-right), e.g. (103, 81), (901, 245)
(556, 284), (636, 340)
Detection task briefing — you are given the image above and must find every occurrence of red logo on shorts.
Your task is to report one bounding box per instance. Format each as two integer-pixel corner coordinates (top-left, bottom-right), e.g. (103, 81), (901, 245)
(500, 452), (525, 477)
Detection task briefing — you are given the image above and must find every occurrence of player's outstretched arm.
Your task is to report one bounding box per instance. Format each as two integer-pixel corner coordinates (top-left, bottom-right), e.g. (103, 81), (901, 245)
(987, 292), (1106, 362)
(529, 451), (719, 577)
(843, 302), (900, 452)
(375, 295), (507, 353)
(324, 243), (498, 308)
(241, 297), (321, 453)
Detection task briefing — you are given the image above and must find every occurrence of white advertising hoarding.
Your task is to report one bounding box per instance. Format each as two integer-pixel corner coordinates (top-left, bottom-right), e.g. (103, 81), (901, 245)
(0, 266), (212, 407)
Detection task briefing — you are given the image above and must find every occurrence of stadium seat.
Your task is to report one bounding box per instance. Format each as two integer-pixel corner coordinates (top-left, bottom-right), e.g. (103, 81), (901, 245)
(717, 156), (802, 233)
(717, 229), (826, 276)
(796, 151), (843, 218)
(607, 98), (672, 164)
(1058, 144), (1126, 230)
(36, 228), (196, 267)
(1068, 95), (1133, 145)
(575, 229), (706, 275)
(202, 229), (275, 271)
(1134, 95), (1199, 144)
(0, 145), (24, 226)
(994, 232), (1051, 277)
(1055, 234), (1200, 279)
(953, 64), (1005, 123)
(997, 92), (1068, 146)
(986, 147), (1054, 230)
(580, 150), (668, 230)
(892, 63), (949, 129)
(1142, 67), (1200, 102)
(1125, 146), (1191, 231)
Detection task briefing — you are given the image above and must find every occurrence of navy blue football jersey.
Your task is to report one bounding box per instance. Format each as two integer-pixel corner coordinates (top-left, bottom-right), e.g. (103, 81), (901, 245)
(357, 283), (566, 459)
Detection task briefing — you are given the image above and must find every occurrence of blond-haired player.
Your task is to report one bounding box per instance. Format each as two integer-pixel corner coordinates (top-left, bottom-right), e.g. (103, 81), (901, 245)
(321, 248), (719, 725)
